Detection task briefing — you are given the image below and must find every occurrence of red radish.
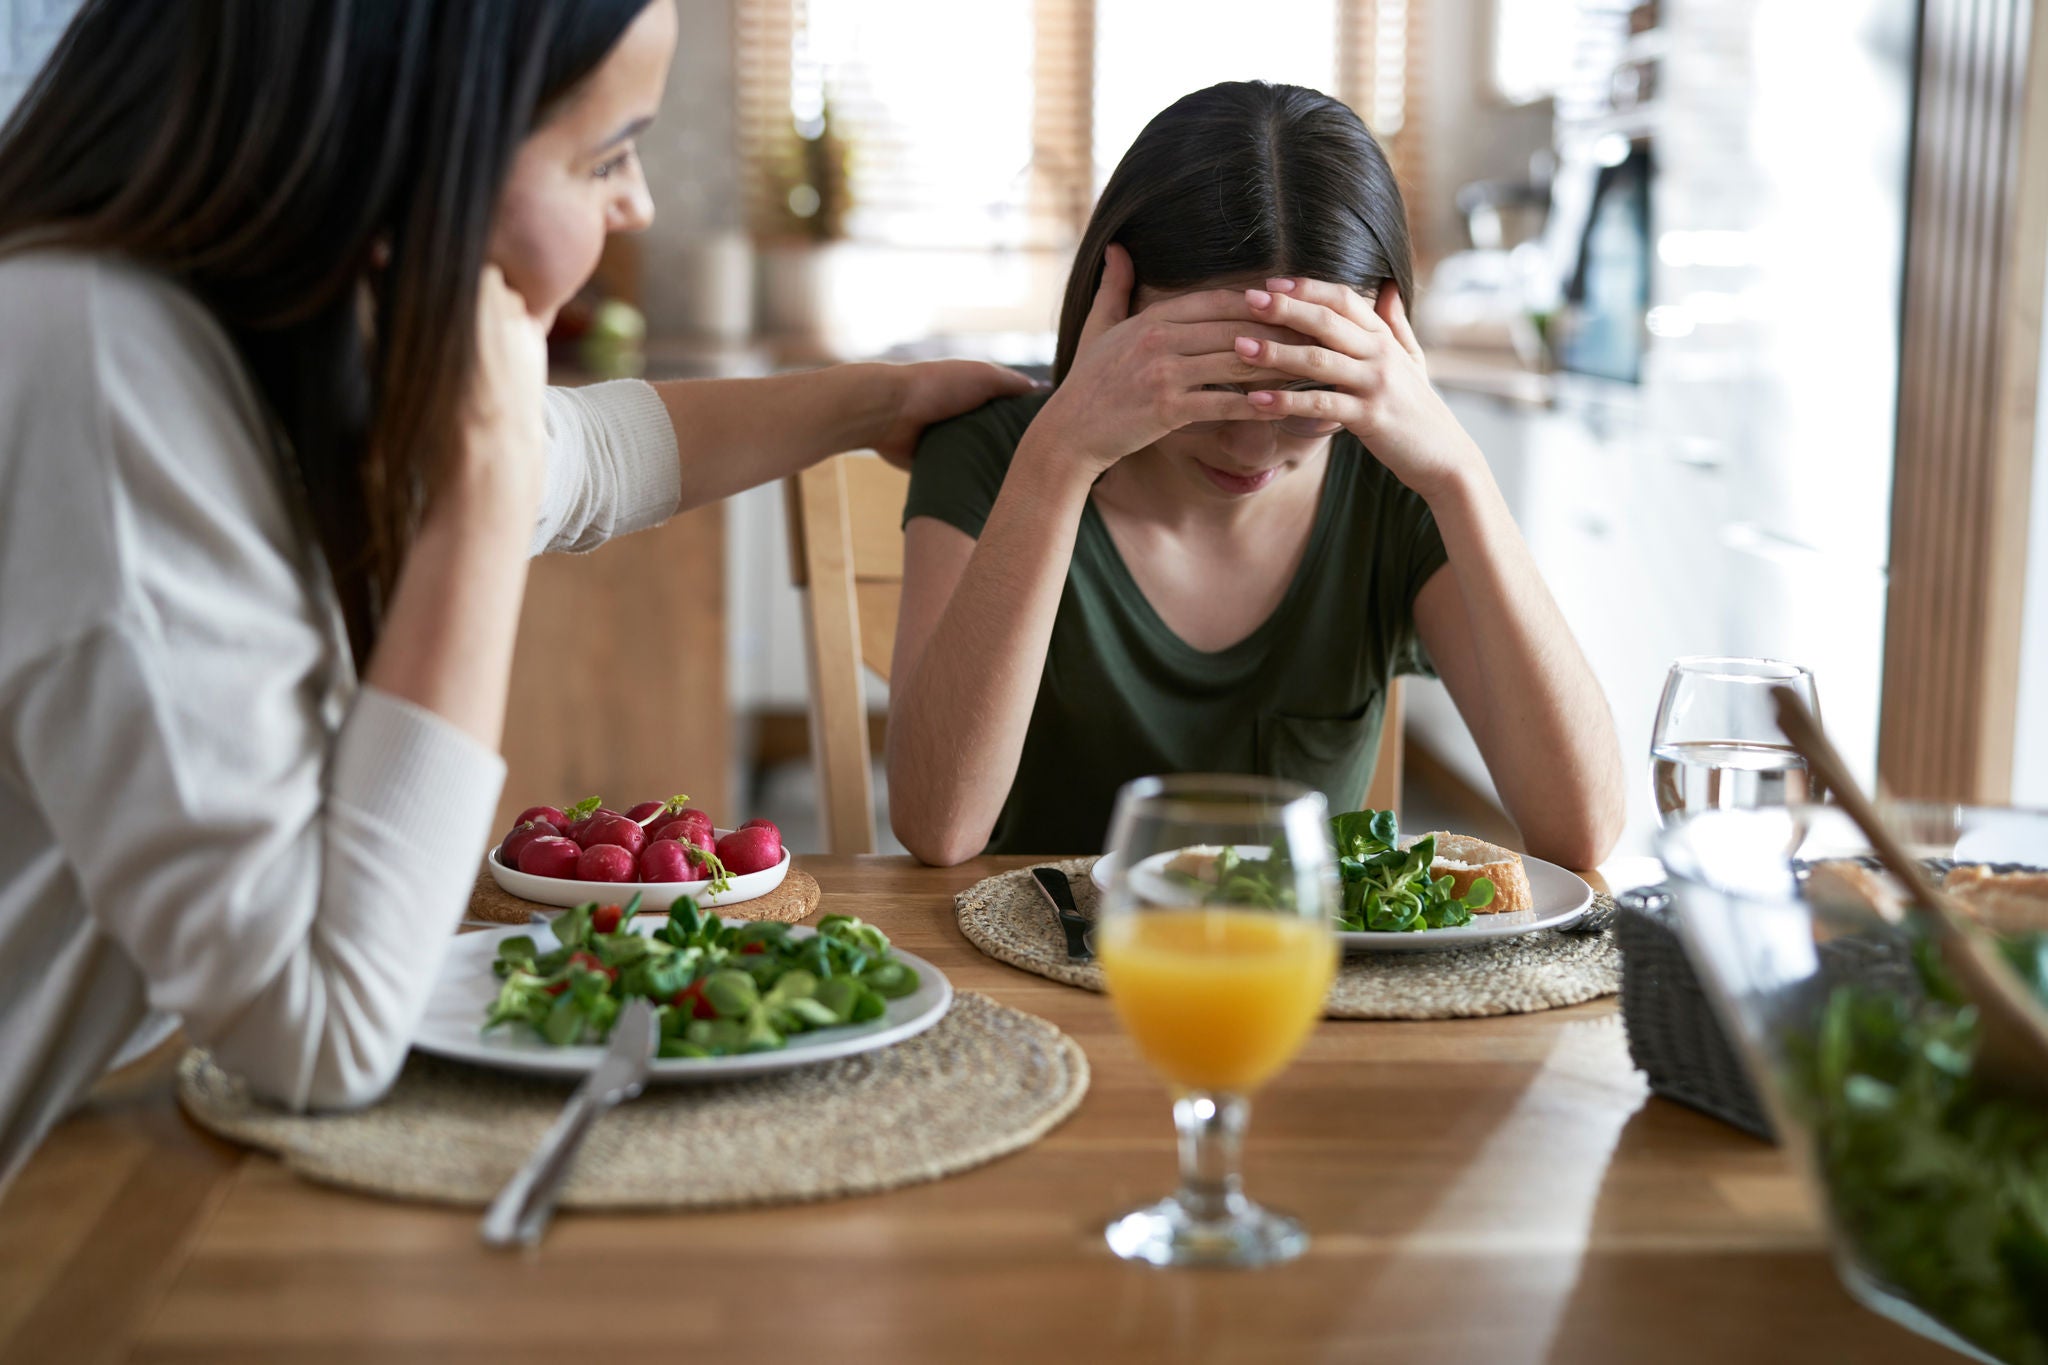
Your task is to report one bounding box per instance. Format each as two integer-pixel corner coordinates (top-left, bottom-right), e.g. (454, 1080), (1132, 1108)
(654, 819), (713, 852)
(670, 980), (717, 1019)
(566, 806), (621, 846)
(740, 818), (779, 834)
(576, 843), (636, 883)
(514, 805), (568, 830)
(498, 820), (558, 867)
(578, 812), (646, 857)
(591, 903), (624, 934)
(638, 840), (698, 884)
(664, 808), (715, 847)
(624, 801), (668, 827)
(716, 825), (783, 876)
(545, 951), (616, 995)
(517, 836), (582, 879)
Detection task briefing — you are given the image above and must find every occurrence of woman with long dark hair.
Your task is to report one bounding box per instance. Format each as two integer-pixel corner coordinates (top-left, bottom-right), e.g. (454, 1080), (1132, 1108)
(0, 0), (1026, 1184)
(888, 82), (1626, 865)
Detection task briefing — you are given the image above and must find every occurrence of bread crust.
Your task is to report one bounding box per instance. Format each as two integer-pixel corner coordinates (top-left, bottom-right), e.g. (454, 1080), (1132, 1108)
(1943, 865), (2048, 935)
(1417, 832), (1532, 914)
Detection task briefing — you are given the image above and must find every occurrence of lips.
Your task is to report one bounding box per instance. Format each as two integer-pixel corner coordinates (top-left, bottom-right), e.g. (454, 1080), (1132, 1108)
(1197, 461), (1282, 496)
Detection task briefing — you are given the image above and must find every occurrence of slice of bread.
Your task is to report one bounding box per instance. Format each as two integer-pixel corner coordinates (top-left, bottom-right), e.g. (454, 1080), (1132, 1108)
(1805, 860), (1907, 923)
(1417, 832), (1532, 914)
(1943, 865), (2048, 936)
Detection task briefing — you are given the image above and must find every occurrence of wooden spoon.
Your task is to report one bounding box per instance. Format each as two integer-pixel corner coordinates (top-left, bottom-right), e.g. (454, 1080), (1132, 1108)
(1772, 685), (2048, 1099)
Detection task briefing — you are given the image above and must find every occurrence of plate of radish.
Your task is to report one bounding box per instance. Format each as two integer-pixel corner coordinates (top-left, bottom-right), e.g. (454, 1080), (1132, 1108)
(488, 796), (790, 911)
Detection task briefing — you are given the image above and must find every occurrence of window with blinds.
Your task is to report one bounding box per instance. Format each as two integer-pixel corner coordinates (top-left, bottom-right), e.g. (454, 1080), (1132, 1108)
(736, 0), (1426, 251)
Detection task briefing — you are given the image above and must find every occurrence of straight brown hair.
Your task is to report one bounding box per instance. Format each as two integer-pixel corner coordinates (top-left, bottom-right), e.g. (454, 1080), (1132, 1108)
(1055, 82), (1414, 382)
(0, 0), (652, 659)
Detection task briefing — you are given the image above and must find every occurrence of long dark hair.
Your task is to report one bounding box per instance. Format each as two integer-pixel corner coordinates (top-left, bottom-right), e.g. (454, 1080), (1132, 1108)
(0, 0), (652, 658)
(1055, 82), (1413, 381)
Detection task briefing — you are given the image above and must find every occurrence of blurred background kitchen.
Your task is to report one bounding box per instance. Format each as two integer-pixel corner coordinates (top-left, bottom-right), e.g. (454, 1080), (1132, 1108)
(7, 0), (2046, 859)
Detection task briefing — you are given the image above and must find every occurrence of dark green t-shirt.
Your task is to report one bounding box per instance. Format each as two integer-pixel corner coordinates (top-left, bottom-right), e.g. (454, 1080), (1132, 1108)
(903, 392), (1449, 855)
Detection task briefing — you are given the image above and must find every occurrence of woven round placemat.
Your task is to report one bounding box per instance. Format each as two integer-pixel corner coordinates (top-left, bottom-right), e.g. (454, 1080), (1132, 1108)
(957, 858), (1619, 1020)
(175, 990), (1086, 1209)
(467, 864), (821, 927)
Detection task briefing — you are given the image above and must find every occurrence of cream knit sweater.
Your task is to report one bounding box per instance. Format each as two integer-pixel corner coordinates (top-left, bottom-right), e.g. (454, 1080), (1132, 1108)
(0, 250), (681, 1186)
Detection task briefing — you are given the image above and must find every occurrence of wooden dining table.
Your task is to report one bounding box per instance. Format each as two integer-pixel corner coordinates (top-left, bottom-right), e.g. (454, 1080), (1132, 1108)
(0, 855), (1962, 1365)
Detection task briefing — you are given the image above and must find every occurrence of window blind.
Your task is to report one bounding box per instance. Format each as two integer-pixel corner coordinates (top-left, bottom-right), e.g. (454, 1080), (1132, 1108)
(737, 0), (1427, 251)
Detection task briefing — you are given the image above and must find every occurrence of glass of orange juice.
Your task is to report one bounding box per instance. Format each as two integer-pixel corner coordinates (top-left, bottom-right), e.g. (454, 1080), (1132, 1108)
(1096, 774), (1339, 1268)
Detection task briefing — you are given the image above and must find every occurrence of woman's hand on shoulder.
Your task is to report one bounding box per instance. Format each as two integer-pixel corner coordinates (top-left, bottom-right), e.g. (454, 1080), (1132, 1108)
(874, 359), (1039, 469)
(1234, 279), (1483, 503)
(1028, 245), (1292, 479)
(451, 265), (551, 522)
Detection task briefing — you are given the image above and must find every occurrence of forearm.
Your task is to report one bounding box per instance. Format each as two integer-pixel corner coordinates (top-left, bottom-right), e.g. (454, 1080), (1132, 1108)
(653, 364), (902, 511)
(1427, 464), (1626, 866)
(364, 474), (534, 751)
(887, 449), (1093, 865)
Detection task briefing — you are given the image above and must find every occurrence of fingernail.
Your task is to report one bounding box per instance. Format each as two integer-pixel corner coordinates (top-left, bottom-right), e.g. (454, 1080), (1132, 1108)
(1246, 289), (1272, 308)
(1266, 278), (1296, 292)
(1234, 336), (1261, 358)
(1248, 390), (1277, 407)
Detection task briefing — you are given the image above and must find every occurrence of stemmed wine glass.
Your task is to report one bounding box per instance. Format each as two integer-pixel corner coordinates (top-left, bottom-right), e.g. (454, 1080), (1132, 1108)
(1094, 774), (1339, 1268)
(1650, 657), (1821, 827)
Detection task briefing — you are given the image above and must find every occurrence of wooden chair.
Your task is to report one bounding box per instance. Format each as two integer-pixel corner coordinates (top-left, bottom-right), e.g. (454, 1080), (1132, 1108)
(785, 453), (908, 854)
(785, 451), (1405, 853)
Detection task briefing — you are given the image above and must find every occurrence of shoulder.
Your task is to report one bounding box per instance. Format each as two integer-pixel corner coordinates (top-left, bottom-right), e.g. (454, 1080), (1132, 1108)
(0, 249), (304, 666)
(913, 389), (1048, 465)
(904, 390), (1049, 536)
(0, 248), (259, 426)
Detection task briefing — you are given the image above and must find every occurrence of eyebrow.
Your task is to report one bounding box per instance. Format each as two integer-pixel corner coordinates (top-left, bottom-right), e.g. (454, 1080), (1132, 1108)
(593, 116), (653, 153)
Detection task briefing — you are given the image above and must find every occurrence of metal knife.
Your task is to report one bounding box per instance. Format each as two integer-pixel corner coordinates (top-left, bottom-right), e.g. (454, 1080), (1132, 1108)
(480, 996), (657, 1248)
(1031, 866), (1094, 962)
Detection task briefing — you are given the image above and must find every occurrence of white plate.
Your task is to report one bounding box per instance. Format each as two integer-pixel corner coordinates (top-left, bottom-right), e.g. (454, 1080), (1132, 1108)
(415, 920), (953, 1082)
(1089, 846), (1596, 953)
(487, 829), (790, 911)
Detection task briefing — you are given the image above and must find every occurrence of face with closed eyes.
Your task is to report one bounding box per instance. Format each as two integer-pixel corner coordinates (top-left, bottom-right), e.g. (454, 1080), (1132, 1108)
(1134, 277), (1364, 500)
(487, 0), (678, 325)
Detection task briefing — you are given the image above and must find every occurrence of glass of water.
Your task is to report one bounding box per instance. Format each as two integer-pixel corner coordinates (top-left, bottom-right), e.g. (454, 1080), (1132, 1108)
(1650, 657), (1820, 827)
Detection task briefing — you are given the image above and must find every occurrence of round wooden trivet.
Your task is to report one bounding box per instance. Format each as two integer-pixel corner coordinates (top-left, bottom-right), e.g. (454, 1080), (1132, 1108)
(176, 991), (1087, 1209)
(467, 864), (822, 927)
(956, 857), (1619, 1020)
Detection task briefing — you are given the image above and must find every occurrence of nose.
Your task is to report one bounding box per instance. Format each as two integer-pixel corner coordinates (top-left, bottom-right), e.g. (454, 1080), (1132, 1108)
(608, 174), (655, 235)
(1215, 419), (1276, 463)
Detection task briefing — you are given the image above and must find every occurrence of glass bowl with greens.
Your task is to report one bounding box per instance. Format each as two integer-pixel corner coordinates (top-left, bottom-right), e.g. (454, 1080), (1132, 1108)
(1659, 803), (2048, 1365)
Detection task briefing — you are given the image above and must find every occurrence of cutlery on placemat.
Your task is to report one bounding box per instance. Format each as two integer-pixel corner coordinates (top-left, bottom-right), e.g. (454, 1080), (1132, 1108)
(480, 997), (658, 1248)
(1032, 866), (1094, 962)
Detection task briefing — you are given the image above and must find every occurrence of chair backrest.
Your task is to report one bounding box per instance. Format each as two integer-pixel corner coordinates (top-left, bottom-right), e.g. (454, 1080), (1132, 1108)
(784, 451), (1404, 853)
(785, 453), (907, 854)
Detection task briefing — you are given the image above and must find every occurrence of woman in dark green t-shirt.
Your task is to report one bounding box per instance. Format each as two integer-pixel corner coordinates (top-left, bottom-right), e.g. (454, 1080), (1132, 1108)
(888, 82), (1626, 866)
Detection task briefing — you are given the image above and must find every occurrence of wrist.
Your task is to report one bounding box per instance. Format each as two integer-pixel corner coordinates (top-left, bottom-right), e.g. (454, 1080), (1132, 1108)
(1415, 446), (1503, 520)
(1010, 423), (1103, 507)
(431, 445), (542, 545)
(849, 361), (908, 451)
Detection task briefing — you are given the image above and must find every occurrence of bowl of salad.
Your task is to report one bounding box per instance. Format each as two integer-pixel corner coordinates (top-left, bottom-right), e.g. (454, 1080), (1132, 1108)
(1659, 803), (2048, 1365)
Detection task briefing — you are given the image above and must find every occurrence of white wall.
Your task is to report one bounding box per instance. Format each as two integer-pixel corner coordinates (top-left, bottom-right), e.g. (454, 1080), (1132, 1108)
(1420, 0), (1555, 258)
(2013, 274), (2048, 807)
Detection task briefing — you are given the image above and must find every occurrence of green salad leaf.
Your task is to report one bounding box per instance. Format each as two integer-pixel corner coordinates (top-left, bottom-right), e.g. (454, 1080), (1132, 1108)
(482, 897), (918, 1058)
(1329, 809), (1494, 932)
(1173, 808), (1494, 933)
(1786, 930), (2048, 1364)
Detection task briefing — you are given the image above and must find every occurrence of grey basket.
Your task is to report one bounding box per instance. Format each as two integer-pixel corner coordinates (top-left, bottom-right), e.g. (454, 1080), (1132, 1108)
(1618, 859), (2035, 1143)
(1617, 884), (1777, 1140)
